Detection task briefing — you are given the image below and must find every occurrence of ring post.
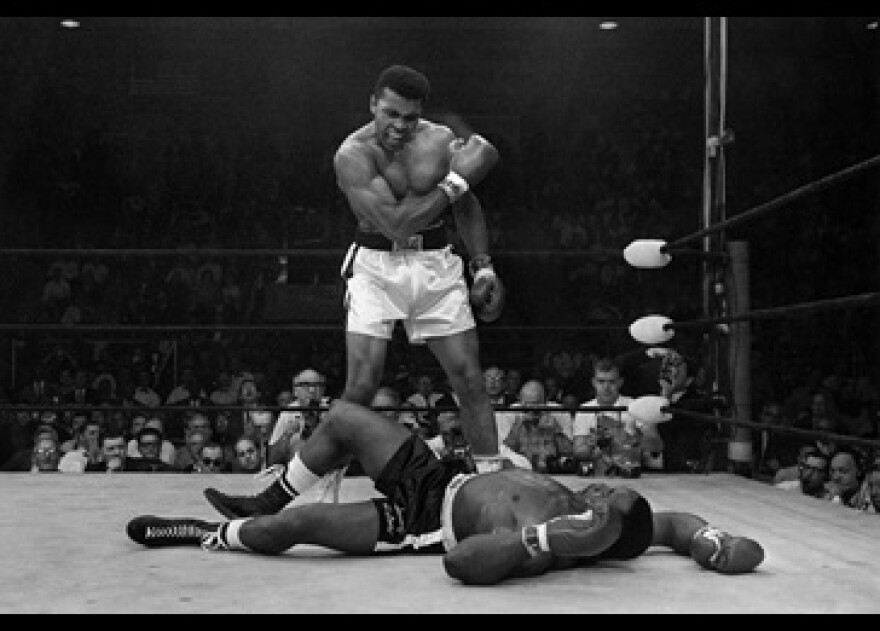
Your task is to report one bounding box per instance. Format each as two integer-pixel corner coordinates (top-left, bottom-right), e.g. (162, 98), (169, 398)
(727, 240), (753, 473)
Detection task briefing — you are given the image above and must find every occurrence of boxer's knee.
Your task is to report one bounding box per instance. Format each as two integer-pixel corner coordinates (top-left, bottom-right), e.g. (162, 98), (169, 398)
(321, 400), (359, 434)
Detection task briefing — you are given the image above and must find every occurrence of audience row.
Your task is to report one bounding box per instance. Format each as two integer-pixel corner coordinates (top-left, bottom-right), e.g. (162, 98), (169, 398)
(4, 344), (877, 517)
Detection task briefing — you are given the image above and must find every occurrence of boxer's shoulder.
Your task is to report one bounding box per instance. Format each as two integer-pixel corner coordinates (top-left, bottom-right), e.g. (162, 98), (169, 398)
(419, 118), (454, 139)
(337, 121), (373, 147)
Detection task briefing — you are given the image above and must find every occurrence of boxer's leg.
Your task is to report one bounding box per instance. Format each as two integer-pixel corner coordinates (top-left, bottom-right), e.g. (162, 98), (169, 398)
(205, 400), (412, 518)
(128, 500), (381, 555)
(427, 329), (499, 460)
(205, 248), (401, 519)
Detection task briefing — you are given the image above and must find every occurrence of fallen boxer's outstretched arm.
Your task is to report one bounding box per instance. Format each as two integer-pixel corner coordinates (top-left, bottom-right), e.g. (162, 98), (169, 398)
(443, 504), (621, 585)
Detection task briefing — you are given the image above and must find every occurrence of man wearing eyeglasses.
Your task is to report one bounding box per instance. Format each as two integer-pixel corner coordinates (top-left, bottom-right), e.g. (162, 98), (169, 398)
(266, 368), (331, 467)
(774, 446), (829, 498)
(31, 433), (63, 472)
(195, 443), (228, 473)
(232, 437), (262, 473)
(127, 427), (175, 472)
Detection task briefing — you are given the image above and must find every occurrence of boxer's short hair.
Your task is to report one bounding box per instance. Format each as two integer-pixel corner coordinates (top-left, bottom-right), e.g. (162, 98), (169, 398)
(601, 490), (654, 560)
(374, 64), (430, 103)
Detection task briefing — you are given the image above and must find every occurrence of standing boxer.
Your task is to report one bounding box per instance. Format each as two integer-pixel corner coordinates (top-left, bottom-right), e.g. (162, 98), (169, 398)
(203, 64), (508, 519)
(128, 400), (765, 585)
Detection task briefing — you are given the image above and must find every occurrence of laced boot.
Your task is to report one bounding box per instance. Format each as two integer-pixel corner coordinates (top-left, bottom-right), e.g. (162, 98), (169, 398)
(127, 515), (218, 548)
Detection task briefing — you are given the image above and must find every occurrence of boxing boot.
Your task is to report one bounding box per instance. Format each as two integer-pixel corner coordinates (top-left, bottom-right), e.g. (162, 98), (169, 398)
(690, 525), (765, 574)
(204, 477), (295, 519)
(127, 515), (218, 548)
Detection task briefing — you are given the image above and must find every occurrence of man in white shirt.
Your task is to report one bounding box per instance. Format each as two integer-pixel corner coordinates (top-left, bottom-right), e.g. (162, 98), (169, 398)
(572, 358), (640, 476)
(484, 366), (516, 449)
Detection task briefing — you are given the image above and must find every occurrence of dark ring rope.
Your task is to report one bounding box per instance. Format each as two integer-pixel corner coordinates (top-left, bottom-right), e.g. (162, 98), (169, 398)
(666, 291), (880, 332)
(0, 247), (625, 259)
(11, 291), (877, 336)
(663, 152), (880, 251)
(0, 404), (630, 414)
(11, 401), (877, 450)
(0, 323), (628, 333)
(667, 405), (880, 450)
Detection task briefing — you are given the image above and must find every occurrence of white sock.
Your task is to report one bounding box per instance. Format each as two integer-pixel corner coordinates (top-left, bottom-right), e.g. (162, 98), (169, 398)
(282, 453), (322, 495)
(222, 519), (251, 551)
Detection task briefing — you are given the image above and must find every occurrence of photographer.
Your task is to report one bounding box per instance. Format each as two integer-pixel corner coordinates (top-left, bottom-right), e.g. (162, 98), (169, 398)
(425, 394), (532, 471)
(267, 368), (331, 467)
(425, 394), (471, 462)
(572, 358), (641, 478)
(503, 380), (574, 473)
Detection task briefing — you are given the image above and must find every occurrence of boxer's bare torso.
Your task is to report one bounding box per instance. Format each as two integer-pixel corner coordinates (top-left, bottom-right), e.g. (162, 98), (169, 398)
(451, 469), (596, 571)
(335, 119), (455, 235)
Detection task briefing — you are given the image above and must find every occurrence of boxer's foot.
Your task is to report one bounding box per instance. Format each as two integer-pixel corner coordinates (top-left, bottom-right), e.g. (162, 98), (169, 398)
(127, 516), (218, 548)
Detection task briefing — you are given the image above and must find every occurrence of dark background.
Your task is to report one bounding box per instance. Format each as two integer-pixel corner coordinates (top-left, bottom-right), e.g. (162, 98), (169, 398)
(0, 16), (877, 397)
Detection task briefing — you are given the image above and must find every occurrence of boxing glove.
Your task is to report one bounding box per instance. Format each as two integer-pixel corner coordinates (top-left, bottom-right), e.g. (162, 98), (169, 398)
(450, 135), (498, 186)
(520, 500), (621, 558)
(469, 259), (505, 323)
(690, 525), (765, 574)
(438, 135), (499, 204)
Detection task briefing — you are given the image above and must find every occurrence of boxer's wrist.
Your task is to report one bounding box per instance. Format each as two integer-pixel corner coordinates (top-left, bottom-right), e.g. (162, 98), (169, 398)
(469, 255), (493, 278)
(521, 523), (551, 557)
(438, 171), (469, 204)
(521, 525), (542, 557)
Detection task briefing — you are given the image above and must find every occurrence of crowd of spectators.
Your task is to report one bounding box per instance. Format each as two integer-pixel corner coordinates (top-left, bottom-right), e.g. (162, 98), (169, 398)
(0, 44), (876, 523)
(2, 331), (878, 519)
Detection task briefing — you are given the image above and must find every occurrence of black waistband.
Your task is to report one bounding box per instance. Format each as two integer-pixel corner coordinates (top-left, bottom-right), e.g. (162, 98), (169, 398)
(354, 225), (448, 251)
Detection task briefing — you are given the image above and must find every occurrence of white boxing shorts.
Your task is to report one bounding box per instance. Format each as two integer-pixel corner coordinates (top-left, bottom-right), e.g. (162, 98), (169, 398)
(342, 243), (476, 344)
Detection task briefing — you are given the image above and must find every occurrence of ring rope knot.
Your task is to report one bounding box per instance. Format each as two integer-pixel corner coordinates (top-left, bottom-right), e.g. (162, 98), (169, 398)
(693, 525), (727, 567)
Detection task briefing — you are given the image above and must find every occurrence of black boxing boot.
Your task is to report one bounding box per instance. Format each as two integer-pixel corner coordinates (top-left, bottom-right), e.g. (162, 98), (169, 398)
(204, 472), (297, 519)
(127, 515), (219, 548)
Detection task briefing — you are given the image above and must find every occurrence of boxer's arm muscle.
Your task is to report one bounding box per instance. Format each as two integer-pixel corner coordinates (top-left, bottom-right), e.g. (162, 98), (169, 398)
(450, 192), (490, 260)
(334, 145), (450, 243)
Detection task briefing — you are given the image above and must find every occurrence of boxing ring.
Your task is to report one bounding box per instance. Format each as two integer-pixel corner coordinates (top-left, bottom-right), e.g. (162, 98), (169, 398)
(1, 472), (878, 613)
(2, 17), (880, 613)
